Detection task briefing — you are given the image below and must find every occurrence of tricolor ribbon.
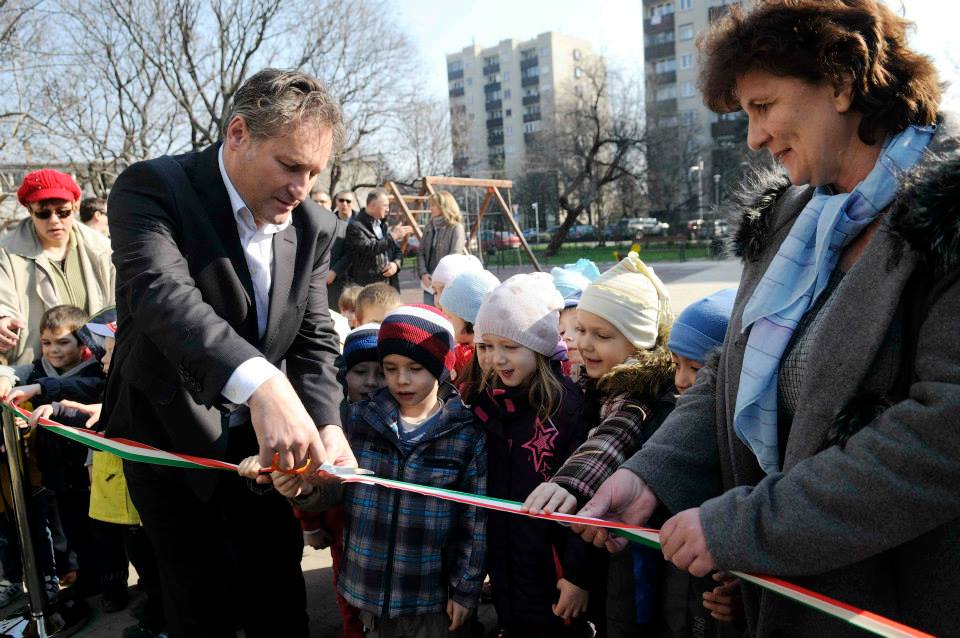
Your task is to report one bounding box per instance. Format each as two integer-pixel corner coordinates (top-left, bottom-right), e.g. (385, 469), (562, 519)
(0, 401), (932, 638)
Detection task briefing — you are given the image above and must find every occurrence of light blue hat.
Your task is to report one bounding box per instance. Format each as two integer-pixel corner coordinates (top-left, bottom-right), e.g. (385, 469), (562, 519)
(551, 258), (601, 302)
(439, 269), (501, 324)
(668, 288), (737, 362)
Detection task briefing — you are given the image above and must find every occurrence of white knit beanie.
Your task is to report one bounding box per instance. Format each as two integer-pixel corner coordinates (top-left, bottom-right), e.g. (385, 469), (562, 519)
(431, 254), (483, 288)
(578, 252), (673, 349)
(474, 272), (564, 356)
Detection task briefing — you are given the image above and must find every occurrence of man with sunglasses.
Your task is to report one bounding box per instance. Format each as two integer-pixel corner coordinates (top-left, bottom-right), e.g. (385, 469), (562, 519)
(0, 169), (114, 367)
(323, 190), (356, 309)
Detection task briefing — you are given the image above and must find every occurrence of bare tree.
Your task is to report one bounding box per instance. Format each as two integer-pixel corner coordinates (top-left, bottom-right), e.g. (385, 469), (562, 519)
(529, 59), (648, 257)
(385, 91), (452, 183)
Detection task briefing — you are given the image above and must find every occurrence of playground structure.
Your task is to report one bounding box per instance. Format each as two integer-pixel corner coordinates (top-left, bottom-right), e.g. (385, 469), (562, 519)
(385, 176), (542, 272)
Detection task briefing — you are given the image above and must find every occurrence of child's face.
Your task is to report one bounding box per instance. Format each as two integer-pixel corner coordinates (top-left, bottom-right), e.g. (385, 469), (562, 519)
(40, 328), (83, 371)
(345, 361), (386, 403)
(382, 354), (439, 414)
(102, 336), (116, 376)
(475, 339), (493, 372)
(558, 307), (581, 365)
(672, 352), (704, 394)
(339, 306), (357, 328)
(443, 310), (473, 346)
(575, 310), (636, 379)
(479, 334), (537, 388)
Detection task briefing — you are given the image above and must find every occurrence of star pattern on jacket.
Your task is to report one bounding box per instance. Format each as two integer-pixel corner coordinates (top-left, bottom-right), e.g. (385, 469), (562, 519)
(521, 417), (559, 478)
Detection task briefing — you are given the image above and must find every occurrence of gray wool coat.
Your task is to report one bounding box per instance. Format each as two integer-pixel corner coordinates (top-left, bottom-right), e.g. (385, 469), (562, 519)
(624, 113), (960, 638)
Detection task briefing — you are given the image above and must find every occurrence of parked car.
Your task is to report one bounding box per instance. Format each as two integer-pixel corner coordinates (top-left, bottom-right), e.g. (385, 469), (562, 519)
(604, 220), (632, 241)
(523, 227), (549, 243)
(494, 231), (521, 249)
(566, 224), (598, 242)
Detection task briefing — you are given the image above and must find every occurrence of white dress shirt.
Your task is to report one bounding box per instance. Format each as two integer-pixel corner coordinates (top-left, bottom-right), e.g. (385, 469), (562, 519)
(218, 147), (288, 404)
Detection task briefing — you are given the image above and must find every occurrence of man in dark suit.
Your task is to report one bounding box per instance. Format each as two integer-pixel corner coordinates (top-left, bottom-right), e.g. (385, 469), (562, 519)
(343, 189), (411, 292)
(103, 69), (356, 638)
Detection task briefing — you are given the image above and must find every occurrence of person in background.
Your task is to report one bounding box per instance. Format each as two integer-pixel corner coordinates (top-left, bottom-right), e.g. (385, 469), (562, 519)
(324, 190), (352, 310)
(333, 191), (356, 222)
(551, 259), (600, 380)
(354, 282), (401, 326)
(338, 285), (363, 329)
(344, 189), (411, 292)
(428, 253), (483, 308)
(438, 269), (500, 382)
(417, 191), (467, 305)
(311, 191), (332, 209)
(79, 197), (109, 236)
(0, 169), (114, 367)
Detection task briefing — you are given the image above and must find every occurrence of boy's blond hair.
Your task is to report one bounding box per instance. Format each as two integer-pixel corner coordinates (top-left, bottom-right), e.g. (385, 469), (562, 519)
(355, 283), (400, 324)
(338, 285), (363, 314)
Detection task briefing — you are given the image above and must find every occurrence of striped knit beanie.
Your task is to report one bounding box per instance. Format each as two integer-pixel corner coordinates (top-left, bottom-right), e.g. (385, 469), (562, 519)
(343, 323), (381, 370)
(378, 305), (456, 380)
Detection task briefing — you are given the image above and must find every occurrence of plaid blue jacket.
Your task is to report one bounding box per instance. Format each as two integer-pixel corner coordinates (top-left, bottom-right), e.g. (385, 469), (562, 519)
(315, 386), (487, 619)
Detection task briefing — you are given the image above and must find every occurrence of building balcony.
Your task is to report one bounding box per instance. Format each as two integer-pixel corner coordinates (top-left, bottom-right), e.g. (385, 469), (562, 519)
(643, 12), (674, 33)
(520, 57), (539, 71)
(521, 75), (539, 87)
(448, 87), (464, 98)
(653, 70), (676, 85)
(482, 63), (500, 76)
(644, 42), (675, 60)
(447, 68), (463, 81)
(487, 133), (504, 146)
(523, 112), (542, 123)
(522, 94), (540, 106)
(485, 99), (502, 111)
(711, 117), (747, 141)
(486, 117), (503, 128)
(647, 97), (678, 113)
(484, 81), (501, 94)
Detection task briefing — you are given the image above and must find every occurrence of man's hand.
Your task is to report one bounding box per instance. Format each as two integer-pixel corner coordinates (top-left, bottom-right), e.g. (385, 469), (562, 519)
(381, 262), (399, 278)
(389, 224), (412, 242)
(572, 468), (658, 553)
(248, 374), (327, 473)
(523, 482), (577, 515)
(319, 424), (357, 468)
(661, 507), (716, 577)
(0, 317), (23, 351)
(325, 271), (337, 285)
(58, 400), (101, 428)
(553, 578), (588, 620)
(420, 274), (432, 289)
(7, 384), (41, 405)
(446, 600), (471, 631)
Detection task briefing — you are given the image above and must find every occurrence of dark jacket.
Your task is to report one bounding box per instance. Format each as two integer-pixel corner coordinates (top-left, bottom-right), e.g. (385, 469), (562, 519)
(327, 212), (351, 310)
(103, 143), (343, 500)
(296, 385), (487, 619)
(344, 209), (402, 290)
(625, 113), (960, 636)
(7, 357), (104, 406)
(473, 374), (598, 627)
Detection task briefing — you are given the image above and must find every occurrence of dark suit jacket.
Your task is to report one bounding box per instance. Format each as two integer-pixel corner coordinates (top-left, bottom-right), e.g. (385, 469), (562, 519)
(327, 213), (350, 310)
(343, 209), (402, 291)
(103, 144), (342, 499)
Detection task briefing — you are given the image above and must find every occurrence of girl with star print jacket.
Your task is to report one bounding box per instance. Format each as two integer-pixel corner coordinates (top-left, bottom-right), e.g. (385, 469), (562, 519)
(472, 363), (600, 634)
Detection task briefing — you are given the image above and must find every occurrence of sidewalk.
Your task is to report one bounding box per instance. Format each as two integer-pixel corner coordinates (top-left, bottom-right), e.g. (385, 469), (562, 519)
(663, 259), (743, 312)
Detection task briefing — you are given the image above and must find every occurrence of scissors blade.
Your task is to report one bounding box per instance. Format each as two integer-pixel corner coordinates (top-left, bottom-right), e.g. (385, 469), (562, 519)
(317, 464), (374, 477)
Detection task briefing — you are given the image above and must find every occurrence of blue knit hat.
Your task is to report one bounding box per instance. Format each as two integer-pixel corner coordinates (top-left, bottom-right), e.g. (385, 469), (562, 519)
(343, 323), (381, 371)
(551, 258), (600, 304)
(668, 288), (737, 362)
(439, 269), (500, 323)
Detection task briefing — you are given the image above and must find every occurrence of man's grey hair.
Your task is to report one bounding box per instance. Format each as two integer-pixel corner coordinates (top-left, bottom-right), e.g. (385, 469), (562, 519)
(225, 68), (345, 150)
(366, 188), (389, 205)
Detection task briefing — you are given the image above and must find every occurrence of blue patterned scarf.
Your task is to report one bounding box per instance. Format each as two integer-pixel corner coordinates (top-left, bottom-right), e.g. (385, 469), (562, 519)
(734, 124), (934, 474)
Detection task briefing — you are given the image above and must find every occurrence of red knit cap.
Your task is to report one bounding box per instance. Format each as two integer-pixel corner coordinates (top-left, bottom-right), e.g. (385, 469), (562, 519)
(17, 169), (82, 206)
(378, 304), (456, 381)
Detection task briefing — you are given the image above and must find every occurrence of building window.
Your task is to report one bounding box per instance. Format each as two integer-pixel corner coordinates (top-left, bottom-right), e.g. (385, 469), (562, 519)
(645, 31), (675, 46)
(656, 85), (677, 101)
(504, 89), (511, 99)
(655, 58), (676, 73)
(573, 48), (582, 61)
(503, 71), (510, 81)
(681, 53), (694, 69)
(678, 0), (691, 10)
(539, 47), (548, 57)
(467, 78), (473, 86)
(681, 110), (697, 126)
(507, 126), (513, 134)
(521, 48), (537, 61)
(448, 60), (463, 72)
(650, 2), (674, 19)
(505, 108), (512, 117)
(678, 23), (694, 40)
(680, 81), (696, 98)
(574, 67), (582, 78)
(484, 55), (499, 66)
(574, 85), (583, 97)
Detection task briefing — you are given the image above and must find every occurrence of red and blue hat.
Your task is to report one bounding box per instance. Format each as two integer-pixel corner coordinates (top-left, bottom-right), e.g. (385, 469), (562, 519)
(377, 304), (456, 381)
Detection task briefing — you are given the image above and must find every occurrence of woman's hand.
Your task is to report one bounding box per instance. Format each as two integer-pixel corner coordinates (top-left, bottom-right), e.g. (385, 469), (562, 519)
(0, 317), (23, 351)
(446, 600), (472, 631)
(660, 507), (716, 577)
(553, 578), (588, 620)
(523, 482), (577, 514)
(420, 274), (432, 289)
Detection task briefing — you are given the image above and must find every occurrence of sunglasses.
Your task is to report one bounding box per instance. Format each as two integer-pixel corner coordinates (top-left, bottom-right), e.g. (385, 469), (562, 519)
(337, 199), (353, 204)
(33, 209), (73, 220)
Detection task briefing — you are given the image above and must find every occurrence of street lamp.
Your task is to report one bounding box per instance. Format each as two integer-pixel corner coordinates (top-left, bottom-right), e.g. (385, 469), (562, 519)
(531, 202), (539, 241)
(688, 158), (704, 220)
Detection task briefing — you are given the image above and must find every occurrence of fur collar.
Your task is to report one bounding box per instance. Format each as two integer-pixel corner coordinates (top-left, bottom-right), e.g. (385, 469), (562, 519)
(596, 342), (675, 400)
(729, 114), (960, 276)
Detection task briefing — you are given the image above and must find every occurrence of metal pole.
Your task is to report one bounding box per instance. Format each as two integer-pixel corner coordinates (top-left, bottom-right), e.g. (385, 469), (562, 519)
(2, 410), (48, 637)
(697, 158), (704, 219)
(714, 174), (721, 212)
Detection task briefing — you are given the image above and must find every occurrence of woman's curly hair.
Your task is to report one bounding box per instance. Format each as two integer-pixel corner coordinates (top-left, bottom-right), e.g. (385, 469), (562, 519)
(699, 0), (941, 144)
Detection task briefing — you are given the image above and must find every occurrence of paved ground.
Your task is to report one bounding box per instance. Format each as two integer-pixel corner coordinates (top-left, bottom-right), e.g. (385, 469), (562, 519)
(23, 258), (743, 637)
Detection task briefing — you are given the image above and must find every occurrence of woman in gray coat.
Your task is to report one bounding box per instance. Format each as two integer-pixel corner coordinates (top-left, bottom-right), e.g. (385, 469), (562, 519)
(572, 1), (960, 636)
(416, 190), (466, 305)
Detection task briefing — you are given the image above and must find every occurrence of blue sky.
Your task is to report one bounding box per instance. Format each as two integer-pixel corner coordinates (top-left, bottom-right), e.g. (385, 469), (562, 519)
(394, 0), (959, 110)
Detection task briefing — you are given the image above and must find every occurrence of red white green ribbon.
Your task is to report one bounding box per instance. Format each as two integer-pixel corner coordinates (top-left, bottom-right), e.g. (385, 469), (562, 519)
(0, 401), (933, 638)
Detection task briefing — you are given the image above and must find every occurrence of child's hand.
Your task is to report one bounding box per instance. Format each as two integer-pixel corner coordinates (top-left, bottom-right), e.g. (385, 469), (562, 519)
(7, 384), (41, 405)
(446, 600), (471, 631)
(272, 472), (314, 499)
(26, 404), (54, 431)
(702, 572), (743, 623)
(237, 456), (263, 479)
(553, 578), (588, 620)
(523, 482), (577, 514)
(58, 400), (101, 428)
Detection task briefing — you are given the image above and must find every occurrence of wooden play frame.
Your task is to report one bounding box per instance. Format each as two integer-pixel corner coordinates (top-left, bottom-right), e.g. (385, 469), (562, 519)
(385, 176), (541, 271)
